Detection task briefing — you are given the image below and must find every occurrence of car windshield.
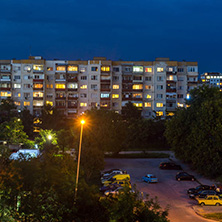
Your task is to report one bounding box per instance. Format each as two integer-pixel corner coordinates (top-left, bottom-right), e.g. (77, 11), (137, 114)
(150, 175), (156, 178)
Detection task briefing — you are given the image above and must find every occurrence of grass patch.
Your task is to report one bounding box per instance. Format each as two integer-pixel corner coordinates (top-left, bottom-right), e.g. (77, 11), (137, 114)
(105, 152), (170, 159)
(203, 213), (222, 221)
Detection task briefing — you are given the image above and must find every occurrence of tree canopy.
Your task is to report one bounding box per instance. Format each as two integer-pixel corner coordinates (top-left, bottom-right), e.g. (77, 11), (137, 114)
(165, 85), (222, 178)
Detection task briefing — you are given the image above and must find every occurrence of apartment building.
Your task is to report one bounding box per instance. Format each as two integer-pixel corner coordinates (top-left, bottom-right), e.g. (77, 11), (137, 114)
(0, 56), (198, 118)
(200, 72), (222, 90)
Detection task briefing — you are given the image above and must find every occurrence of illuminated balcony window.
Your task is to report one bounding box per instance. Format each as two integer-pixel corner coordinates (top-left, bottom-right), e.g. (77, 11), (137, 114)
(144, 102), (151, 107)
(80, 103), (87, 107)
(1, 92), (11, 97)
(33, 65), (43, 71)
(132, 93), (142, 98)
(67, 65), (78, 72)
(156, 103), (163, 107)
(46, 101), (53, 106)
(24, 65), (32, 71)
(56, 66), (66, 71)
(112, 94), (119, 99)
(177, 103), (183, 107)
(157, 67), (164, 72)
(80, 68), (86, 73)
(132, 84), (143, 90)
(133, 66), (143, 73)
(133, 102), (143, 107)
(67, 83), (78, 89)
(33, 92), (44, 97)
(145, 68), (152, 73)
(146, 94), (152, 99)
(145, 85), (151, 90)
(24, 101), (30, 106)
(47, 67), (53, 71)
(91, 67), (98, 72)
(101, 93), (109, 98)
(113, 85), (119, 89)
(156, 111), (163, 116)
(101, 66), (110, 72)
(55, 84), (66, 89)
(14, 101), (21, 106)
(34, 83), (43, 88)
(33, 100), (44, 106)
(47, 84), (53, 88)
(14, 84), (21, 88)
(80, 85), (87, 89)
(15, 93), (21, 97)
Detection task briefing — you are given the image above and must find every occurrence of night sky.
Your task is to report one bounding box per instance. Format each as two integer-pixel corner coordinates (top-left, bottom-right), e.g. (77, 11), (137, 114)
(1, 0), (222, 73)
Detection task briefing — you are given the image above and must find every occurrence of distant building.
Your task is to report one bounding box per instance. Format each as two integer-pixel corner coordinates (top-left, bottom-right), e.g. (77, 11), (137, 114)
(0, 56), (198, 118)
(200, 72), (222, 90)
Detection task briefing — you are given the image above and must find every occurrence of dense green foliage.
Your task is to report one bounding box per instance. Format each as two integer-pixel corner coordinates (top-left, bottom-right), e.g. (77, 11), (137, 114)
(165, 85), (222, 178)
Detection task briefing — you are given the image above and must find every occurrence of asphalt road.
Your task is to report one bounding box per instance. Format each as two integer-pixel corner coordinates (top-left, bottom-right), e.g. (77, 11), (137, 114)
(104, 157), (216, 222)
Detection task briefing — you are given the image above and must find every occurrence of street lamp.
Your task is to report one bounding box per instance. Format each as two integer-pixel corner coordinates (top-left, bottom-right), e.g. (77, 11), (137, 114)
(74, 119), (85, 203)
(47, 135), (52, 141)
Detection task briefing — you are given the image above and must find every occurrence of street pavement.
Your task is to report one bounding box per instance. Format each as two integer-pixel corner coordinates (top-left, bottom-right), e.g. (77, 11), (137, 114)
(104, 156), (217, 222)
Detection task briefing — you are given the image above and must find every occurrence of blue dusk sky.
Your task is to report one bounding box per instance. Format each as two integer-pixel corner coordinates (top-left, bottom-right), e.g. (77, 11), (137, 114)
(0, 0), (222, 73)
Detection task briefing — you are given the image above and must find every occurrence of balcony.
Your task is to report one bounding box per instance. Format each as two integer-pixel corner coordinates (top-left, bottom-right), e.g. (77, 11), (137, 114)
(68, 104), (78, 108)
(67, 77), (78, 82)
(132, 89), (143, 93)
(122, 80), (132, 83)
(1, 78), (11, 82)
(166, 80), (176, 83)
(67, 88), (78, 91)
(68, 97), (78, 100)
(33, 87), (43, 90)
(166, 87), (176, 93)
(56, 97), (66, 100)
(166, 98), (176, 103)
(122, 97), (132, 101)
(0, 87), (11, 91)
(55, 88), (66, 91)
(33, 97), (43, 100)
(55, 78), (66, 82)
(166, 71), (177, 75)
(166, 106), (177, 112)
(101, 79), (111, 83)
(33, 79), (44, 82)
(131, 97), (143, 101)
(101, 97), (110, 100)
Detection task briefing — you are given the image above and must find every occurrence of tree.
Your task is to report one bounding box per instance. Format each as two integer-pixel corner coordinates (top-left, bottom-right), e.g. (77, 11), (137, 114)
(0, 98), (17, 123)
(19, 108), (34, 138)
(0, 118), (28, 145)
(121, 101), (142, 121)
(165, 85), (222, 178)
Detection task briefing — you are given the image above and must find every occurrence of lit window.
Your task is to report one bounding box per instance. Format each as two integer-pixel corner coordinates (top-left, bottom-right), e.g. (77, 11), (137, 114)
(80, 103), (87, 107)
(101, 66), (110, 72)
(47, 84), (53, 88)
(80, 85), (87, 89)
(156, 103), (163, 107)
(112, 94), (119, 98)
(177, 103), (183, 107)
(24, 101), (30, 106)
(33, 101), (44, 106)
(144, 102), (151, 107)
(14, 101), (21, 106)
(80, 68), (86, 73)
(56, 66), (66, 71)
(157, 67), (164, 72)
(113, 85), (119, 89)
(67, 83), (78, 89)
(67, 65), (78, 72)
(133, 66), (143, 72)
(145, 68), (152, 73)
(145, 85), (152, 90)
(1, 92), (11, 97)
(101, 93), (109, 98)
(14, 84), (21, 88)
(24, 65), (32, 71)
(132, 84), (143, 90)
(33, 92), (44, 97)
(33, 83), (43, 88)
(33, 65), (43, 71)
(156, 111), (163, 116)
(168, 67), (173, 72)
(46, 101), (53, 106)
(133, 103), (143, 107)
(133, 93), (142, 98)
(47, 67), (53, 71)
(15, 93), (21, 97)
(55, 84), (65, 89)
(167, 112), (174, 116)
(146, 94), (152, 99)
(186, 94), (190, 99)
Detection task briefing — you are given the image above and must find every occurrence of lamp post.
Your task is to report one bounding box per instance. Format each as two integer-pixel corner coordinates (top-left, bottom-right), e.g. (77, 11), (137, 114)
(74, 119), (85, 203)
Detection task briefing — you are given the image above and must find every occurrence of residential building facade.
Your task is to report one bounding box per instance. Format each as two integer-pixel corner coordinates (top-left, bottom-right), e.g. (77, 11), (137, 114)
(200, 72), (222, 90)
(0, 56), (198, 118)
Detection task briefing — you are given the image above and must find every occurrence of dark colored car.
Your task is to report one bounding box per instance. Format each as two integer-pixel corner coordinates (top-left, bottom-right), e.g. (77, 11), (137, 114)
(159, 162), (182, 170)
(187, 185), (215, 194)
(176, 172), (195, 181)
(189, 190), (219, 199)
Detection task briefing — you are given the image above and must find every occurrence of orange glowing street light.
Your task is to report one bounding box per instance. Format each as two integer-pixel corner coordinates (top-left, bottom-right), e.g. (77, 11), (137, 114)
(74, 119), (85, 203)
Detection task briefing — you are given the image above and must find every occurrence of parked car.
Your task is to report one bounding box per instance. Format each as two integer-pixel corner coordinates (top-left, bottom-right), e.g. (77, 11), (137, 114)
(187, 185), (215, 194)
(176, 172), (195, 181)
(101, 170), (126, 181)
(101, 169), (122, 177)
(103, 174), (131, 186)
(197, 195), (222, 206)
(142, 174), (158, 183)
(100, 183), (121, 193)
(189, 190), (218, 199)
(159, 162), (182, 170)
(104, 186), (124, 196)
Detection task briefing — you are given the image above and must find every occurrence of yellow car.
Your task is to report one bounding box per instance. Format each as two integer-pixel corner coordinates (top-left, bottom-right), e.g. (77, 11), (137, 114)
(197, 195), (222, 206)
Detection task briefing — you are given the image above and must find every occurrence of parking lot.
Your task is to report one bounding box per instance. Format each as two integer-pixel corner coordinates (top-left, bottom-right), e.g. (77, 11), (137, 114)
(105, 157), (217, 222)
